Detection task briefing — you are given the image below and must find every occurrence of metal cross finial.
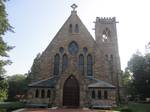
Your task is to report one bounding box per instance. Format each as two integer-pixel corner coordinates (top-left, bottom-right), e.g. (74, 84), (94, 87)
(71, 4), (78, 11)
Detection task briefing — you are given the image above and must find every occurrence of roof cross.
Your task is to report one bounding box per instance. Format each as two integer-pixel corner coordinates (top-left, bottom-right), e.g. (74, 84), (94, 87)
(71, 4), (78, 11)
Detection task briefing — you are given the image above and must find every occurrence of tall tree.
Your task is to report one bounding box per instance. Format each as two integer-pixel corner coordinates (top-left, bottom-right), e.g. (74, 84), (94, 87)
(127, 53), (150, 99)
(0, 0), (13, 101)
(28, 53), (41, 82)
(7, 74), (28, 101)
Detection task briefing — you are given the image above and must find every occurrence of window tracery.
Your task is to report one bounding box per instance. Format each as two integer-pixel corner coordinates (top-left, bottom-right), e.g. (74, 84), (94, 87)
(102, 27), (111, 42)
(68, 41), (79, 55)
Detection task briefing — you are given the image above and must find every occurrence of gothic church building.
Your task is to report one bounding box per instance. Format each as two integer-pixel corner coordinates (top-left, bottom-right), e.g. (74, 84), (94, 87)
(28, 4), (121, 107)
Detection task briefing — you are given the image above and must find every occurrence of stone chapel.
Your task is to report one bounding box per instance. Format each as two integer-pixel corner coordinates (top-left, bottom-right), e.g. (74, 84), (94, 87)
(27, 4), (121, 108)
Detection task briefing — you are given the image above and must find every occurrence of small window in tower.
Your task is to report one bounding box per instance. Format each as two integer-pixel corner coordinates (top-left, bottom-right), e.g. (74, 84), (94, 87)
(69, 24), (72, 33)
(75, 24), (79, 33)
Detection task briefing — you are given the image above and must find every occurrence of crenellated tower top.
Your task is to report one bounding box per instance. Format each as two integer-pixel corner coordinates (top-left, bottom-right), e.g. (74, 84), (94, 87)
(96, 17), (118, 24)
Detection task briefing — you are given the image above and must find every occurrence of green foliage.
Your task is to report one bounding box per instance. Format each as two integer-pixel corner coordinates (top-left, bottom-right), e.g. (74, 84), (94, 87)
(28, 53), (41, 82)
(113, 102), (150, 112)
(7, 74), (29, 101)
(0, 79), (8, 101)
(0, 0), (13, 77)
(127, 53), (150, 99)
(0, 102), (25, 111)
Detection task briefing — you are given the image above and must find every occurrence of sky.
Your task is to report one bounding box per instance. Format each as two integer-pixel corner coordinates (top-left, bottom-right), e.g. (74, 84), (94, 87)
(4, 0), (150, 76)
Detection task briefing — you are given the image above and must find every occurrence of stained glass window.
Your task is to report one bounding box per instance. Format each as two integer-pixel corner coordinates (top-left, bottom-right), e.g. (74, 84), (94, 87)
(62, 54), (68, 72)
(54, 54), (60, 75)
(68, 41), (79, 55)
(87, 54), (93, 76)
(79, 54), (84, 75)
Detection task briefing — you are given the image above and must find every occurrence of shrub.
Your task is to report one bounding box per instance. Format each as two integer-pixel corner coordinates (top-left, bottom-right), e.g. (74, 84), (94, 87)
(0, 102), (25, 111)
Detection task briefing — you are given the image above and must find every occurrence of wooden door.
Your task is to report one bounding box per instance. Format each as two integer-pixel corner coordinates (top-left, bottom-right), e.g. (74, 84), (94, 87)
(63, 76), (79, 107)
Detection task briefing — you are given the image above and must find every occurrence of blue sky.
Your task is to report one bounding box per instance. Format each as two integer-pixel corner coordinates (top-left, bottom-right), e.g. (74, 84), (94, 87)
(4, 0), (150, 75)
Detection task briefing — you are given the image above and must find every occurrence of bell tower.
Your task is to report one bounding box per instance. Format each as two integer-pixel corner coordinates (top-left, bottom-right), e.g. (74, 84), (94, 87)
(95, 17), (121, 87)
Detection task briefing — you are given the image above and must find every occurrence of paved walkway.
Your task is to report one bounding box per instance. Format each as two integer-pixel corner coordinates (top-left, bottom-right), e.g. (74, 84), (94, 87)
(18, 108), (113, 112)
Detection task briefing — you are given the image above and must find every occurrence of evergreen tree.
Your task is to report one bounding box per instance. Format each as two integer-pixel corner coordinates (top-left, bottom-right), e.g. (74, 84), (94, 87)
(0, 0), (13, 101)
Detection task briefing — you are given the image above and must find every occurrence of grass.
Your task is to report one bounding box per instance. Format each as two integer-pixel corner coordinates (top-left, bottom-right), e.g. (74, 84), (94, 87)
(0, 101), (25, 111)
(113, 102), (150, 112)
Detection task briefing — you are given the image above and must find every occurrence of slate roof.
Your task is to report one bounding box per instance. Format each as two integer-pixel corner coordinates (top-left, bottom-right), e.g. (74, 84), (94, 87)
(87, 77), (115, 89)
(29, 76), (115, 89)
(28, 76), (59, 88)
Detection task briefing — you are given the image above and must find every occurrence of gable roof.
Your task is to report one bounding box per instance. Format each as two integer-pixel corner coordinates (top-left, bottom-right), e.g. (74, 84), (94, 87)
(87, 77), (115, 89)
(28, 76), (59, 88)
(43, 10), (95, 53)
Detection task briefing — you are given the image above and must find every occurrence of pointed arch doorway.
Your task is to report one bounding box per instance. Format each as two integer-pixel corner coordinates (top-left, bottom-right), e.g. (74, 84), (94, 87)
(63, 75), (80, 107)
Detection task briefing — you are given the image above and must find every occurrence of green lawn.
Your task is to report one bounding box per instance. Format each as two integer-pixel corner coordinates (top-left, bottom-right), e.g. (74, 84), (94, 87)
(113, 102), (150, 112)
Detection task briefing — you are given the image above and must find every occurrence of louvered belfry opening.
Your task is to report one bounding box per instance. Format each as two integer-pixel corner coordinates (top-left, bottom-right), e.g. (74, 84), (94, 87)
(63, 75), (80, 107)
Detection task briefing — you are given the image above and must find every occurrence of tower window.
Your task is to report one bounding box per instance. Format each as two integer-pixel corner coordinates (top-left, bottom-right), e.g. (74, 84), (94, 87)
(75, 24), (79, 33)
(79, 54), (84, 75)
(102, 28), (111, 42)
(54, 54), (60, 75)
(69, 24), (72, 33)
